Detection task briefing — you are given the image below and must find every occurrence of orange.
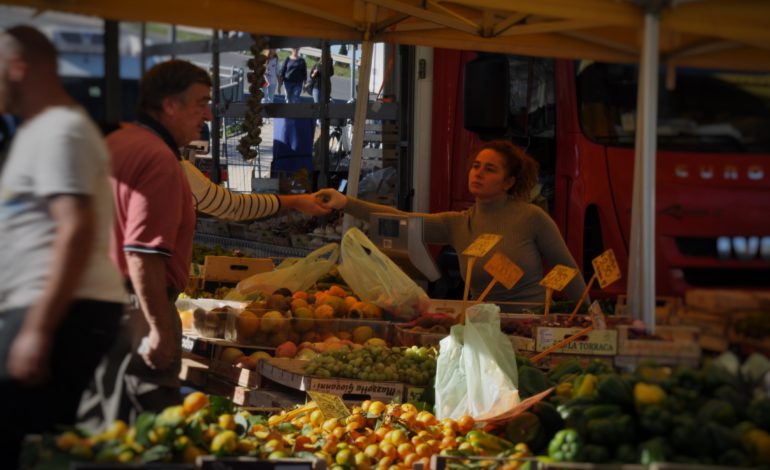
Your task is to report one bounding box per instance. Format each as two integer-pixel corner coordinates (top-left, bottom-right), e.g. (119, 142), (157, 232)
(327, 285), (347, 298)
(314, 304), (334, 319)
(236, 311), (260, 339)
(182, 391), (209, 415)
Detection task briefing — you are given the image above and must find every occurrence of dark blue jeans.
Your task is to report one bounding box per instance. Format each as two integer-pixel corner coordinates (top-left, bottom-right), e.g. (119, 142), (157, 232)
(284, 81), (303, 103)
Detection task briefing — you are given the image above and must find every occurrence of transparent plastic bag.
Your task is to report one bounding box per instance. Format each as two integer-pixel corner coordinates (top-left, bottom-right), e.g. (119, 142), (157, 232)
(337, 227), (429, 320)
(227, 243), (339, 300)
(435, 303), (520, 420)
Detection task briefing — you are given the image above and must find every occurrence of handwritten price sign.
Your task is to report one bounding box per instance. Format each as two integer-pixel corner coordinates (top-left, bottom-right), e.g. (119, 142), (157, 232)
(540, 265), (579, 291)
(307, 391), (351, 419)
(462, 234), (502, 258)
(483, 253), (524, 290)
(592, 249), (621, 288)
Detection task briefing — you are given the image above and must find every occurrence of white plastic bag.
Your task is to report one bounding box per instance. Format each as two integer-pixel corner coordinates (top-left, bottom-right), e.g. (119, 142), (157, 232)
(337, 227), (429, 320)
(227, 243), (339, 300)
(435, 303), (520, 420)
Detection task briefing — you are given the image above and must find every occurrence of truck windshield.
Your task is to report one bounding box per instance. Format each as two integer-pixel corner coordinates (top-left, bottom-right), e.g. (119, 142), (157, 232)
(576, 61), (770, 153)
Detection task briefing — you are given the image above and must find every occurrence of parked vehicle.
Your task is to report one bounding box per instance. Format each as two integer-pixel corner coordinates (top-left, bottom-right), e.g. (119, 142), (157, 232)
(426, 49), (770, 296)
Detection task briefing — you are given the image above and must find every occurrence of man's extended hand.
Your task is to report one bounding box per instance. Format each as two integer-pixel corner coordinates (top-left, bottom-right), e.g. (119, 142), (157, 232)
(279, 194), (332, 216)
(314, 188), (348, 210)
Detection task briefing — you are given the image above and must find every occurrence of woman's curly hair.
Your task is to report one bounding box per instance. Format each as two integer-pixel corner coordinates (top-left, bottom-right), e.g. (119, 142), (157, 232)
(473, 140), (539, 200)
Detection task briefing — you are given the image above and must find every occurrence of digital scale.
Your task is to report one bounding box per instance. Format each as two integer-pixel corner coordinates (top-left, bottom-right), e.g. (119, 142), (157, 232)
(368, 213), (441, 282)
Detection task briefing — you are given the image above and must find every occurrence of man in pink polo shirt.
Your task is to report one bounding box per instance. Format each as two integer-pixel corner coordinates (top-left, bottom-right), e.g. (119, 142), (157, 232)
(79, 60), (326, 430)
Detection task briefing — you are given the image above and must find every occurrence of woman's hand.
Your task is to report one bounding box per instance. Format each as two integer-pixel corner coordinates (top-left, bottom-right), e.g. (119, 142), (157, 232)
(314, 188), (348, 210)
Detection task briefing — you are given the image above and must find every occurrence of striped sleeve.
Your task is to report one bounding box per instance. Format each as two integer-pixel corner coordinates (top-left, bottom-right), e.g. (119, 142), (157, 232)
(181, 160), (281, 221)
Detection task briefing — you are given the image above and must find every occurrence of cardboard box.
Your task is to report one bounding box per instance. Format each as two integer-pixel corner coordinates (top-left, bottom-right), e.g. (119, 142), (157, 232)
(535, 327), (618, 356)
(204, 256), (274, 283)
(259, 357), (423, 403)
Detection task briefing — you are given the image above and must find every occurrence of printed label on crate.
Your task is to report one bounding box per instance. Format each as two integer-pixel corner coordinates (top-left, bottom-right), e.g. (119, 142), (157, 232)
(181, 335), (214, 356)
(462, 234), (502, 258)
(592, 249), (622, 288)
(536, 327), (617, 355)
(308, 378), (404, 400)
(539, 265), (578, 291)
(199, 457), (315, 470)
(404, 387), (426, 404)
(308, 391), (351, 419)
(483, 253), (524, 290)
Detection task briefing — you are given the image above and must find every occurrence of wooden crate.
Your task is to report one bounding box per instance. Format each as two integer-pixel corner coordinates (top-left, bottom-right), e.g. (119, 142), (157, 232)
(203, 255), (274, 283)
(209, 359), (262, 389)
(669, 306), (732, 352)
(259, 357), (423, 403)
(615, 295), (681, 325)
(684, 289), (770, 313)
(616, 325), (701, 359)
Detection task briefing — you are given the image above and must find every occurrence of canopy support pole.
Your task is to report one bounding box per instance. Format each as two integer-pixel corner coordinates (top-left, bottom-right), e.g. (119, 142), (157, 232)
(343, 40), (374, 233)
(627, 11), (660, 332)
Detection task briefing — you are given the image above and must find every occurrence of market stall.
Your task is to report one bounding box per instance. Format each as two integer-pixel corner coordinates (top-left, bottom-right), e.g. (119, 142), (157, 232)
(4, 1), (770, 469)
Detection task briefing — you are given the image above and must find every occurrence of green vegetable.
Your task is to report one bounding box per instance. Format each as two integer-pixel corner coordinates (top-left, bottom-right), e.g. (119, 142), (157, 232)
(584, 359), (612, 376)
(697, 399), (737, 427)
(718, 448), (753, 467)
(547, 359), (583, 384)
(583, 404), (622, 420)
(517, 366), (550, 399)
(596, 373), (634, 409)
(586, 414), (634, 447)
(670, 415), (709, 457)
(747, 398), (770, 431)
(581, 444), (610, 463)
(614, 444), (637, 464)
(640, 405), (672, 435)
(504, 412), (542, 447)
(547, 428), (582, 462)
(704, 422), (741, 457)
(532, 401), (564, 437)
(639, 437), (672, 465)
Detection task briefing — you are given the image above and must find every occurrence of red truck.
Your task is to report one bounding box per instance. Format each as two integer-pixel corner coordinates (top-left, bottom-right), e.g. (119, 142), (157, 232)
(427, 49), (770, 297)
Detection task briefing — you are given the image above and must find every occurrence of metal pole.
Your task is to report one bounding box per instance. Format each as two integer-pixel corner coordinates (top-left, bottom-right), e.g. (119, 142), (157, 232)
(350, 43), (357, 99)
(211, 29), (222, 183)
(343, 40), (373, 233)
(104, 20), (121, 125)
(140, 22), (147, 77)
(170, 25), (177, 60)
(319, 41), (331, 189)
(627, 12), (660, 332)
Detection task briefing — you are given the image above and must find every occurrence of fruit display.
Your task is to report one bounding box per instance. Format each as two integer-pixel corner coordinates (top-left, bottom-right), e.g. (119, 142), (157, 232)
(34, 395), (531, 468)
(303, 345), (437, 386)
(223, 285), (387, 346)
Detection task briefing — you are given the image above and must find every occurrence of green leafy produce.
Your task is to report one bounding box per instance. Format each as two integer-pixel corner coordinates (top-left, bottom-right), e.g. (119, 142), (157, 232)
(548, 428), (582, 462)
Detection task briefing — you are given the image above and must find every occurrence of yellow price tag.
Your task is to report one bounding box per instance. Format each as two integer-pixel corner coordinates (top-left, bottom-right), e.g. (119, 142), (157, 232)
(483, 253), (524, 290)
(307, 391), (351, 420)
(462, 234), (503, 258)
(539, 265), (579, 291)
(592, 249), (621, 289)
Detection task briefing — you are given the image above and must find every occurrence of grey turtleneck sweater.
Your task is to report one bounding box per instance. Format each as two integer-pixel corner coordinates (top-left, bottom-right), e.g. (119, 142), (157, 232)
(344, 195), (587, 303)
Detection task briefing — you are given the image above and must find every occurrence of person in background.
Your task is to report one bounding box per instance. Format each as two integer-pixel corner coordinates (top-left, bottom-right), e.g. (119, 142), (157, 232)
(262, 49), (278, 104)
(77, 59), (328, 432)
(308, 56), (334, 104)
(315, 139), (587, 303)
(277, 48), (307, 104)
(0, 26), (125, 467)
